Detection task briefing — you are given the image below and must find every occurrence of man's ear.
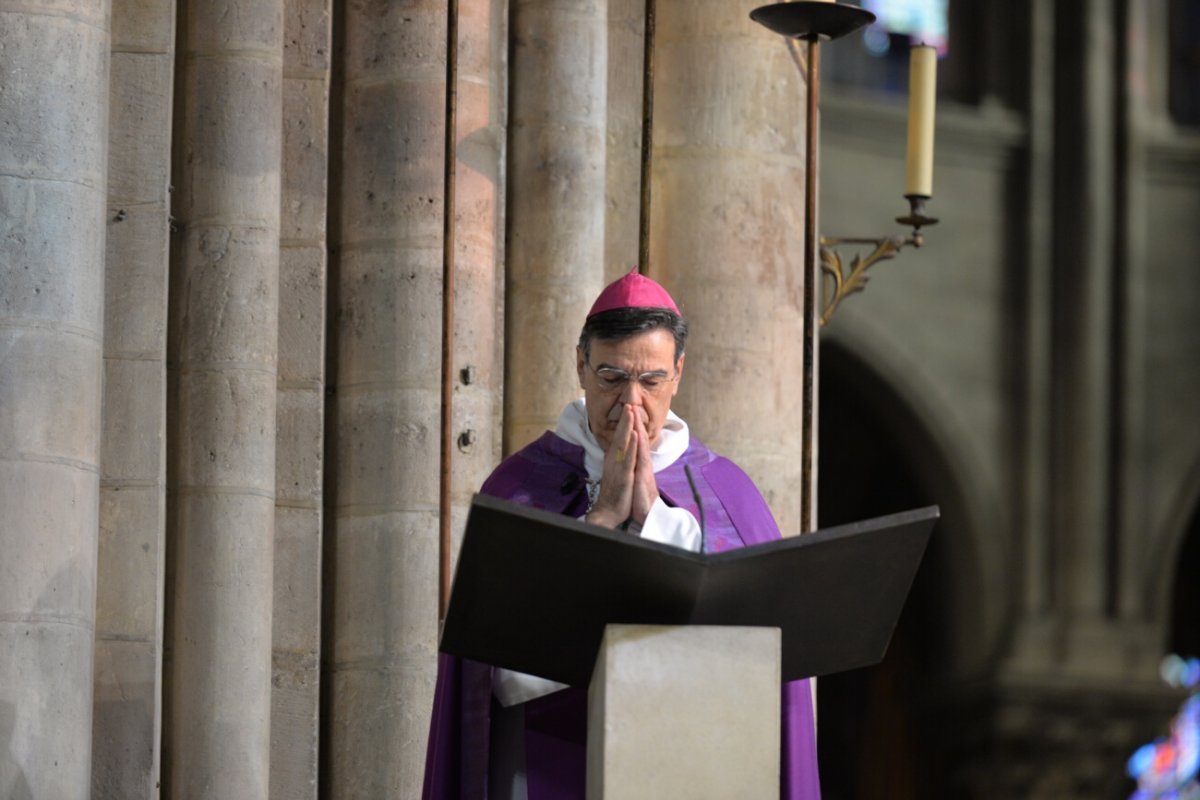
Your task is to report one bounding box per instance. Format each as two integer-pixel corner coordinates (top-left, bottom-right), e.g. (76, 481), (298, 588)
(673, 352), (685, 395)
(576, 346), (586, 388)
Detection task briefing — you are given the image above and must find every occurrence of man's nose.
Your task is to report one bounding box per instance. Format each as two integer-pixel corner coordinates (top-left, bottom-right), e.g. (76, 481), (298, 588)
(619, 378), (643, 404)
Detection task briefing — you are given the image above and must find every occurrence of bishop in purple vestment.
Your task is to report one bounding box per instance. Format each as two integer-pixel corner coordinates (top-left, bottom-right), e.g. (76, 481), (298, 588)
(422, 270), (821, 799)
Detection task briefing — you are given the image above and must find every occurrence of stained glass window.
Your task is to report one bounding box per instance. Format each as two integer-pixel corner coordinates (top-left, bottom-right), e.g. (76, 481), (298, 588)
(824, 0), (950, 95)
(863, 0), (949, 55)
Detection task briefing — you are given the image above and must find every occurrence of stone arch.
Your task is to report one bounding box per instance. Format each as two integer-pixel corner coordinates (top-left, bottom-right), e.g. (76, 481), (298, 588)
(818, 333), (1013, 671)
(1147, 455), (1200, 653)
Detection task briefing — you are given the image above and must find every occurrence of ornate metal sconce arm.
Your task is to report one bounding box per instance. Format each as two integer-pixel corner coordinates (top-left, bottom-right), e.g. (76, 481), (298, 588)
(819, 235), (908, 325)
(818, 195), (939, 325)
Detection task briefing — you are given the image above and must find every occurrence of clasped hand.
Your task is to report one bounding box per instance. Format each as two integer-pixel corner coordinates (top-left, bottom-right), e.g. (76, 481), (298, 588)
(585, 403), (657, 530)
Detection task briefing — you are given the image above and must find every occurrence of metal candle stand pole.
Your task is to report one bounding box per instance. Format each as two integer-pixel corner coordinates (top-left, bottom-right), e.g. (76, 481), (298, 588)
(749, 1), (938, 531)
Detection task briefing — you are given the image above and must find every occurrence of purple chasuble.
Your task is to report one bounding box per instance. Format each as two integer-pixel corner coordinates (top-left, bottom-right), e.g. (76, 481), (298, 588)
(421, 431), (821, 800)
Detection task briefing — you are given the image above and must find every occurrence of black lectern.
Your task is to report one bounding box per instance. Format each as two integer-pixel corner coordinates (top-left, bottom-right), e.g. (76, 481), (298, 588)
(440, 494), (938, 684)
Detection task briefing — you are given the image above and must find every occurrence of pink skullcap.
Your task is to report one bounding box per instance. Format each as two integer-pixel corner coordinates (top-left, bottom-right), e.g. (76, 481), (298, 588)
(587, 268), (680, 317)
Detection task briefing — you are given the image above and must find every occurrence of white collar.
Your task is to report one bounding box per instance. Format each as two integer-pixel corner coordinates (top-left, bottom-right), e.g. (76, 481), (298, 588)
(555, 398), (690, 481)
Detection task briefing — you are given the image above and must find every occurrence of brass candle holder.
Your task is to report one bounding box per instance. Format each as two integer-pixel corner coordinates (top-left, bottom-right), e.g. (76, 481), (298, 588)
(820, 194), (939, 325)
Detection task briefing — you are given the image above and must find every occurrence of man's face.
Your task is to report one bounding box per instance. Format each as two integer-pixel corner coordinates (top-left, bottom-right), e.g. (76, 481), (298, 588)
(576, 328), (685, 452)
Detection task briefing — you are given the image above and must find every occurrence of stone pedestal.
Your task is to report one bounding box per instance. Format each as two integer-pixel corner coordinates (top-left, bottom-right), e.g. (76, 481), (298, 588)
(587, 624), (781, 800)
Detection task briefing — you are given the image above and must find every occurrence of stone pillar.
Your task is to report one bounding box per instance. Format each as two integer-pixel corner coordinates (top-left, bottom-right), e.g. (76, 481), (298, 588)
(605, 0), (644, 280)
(1049, 0), (1118, 655)
(271, 1), (331, 798)
(449, 0), (507, 554)
(0, 2), (110, 798)
(328, 2), (448, 795)
(1014, 0), (1057, 629)
(167, 0), (283, 795)
(92, 0), (174, 796)
(1113, 0), (1152, 628)
(505, 0), (607, 452)
(652, 1), (808, 535)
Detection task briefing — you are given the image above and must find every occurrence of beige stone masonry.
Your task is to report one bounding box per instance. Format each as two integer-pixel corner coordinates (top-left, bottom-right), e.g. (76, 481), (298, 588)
(651, 0), (808, 535)
(0, 3), (110, 798)
(167, 0), (284, 796)
(504, 0), (608, 452)
(92, 0), (176, 796)
(271, 1), (331, 797)
(329, 2), (450, 795)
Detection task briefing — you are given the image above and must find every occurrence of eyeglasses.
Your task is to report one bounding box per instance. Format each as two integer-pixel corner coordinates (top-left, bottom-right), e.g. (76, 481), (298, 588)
(586, 361), (679, 395)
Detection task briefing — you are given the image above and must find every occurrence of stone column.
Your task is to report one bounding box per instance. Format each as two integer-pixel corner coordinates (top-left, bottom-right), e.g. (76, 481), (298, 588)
(651, 1), (808, 534)
(92, 0), (175, 796)
(0, 2), (110, 798)
(605, 0), (645, 280)
(448, 0), (507, 556)
(167, 0), (283, 796)
(1049, 0), (1118, 651)
(1007, 0), (1066, 677)
(271, 1), (331, 797)
(328, 2), (448, 795)
(1113, 0), (1151, 629)
(505, 0), (607, 452)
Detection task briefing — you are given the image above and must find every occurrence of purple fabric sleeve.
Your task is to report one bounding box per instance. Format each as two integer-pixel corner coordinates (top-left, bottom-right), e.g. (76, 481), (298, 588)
(783, 678), (822, 800)
(702, 456), (783, 545)
(422, 654), (493, 800)
(480, 432), (589, 517)
(422, 653), (461, 800)
(523, 688), (589, 800)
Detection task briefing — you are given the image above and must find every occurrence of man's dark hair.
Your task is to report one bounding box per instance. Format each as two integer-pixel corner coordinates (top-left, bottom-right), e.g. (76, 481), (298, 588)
(577, 307), (688, 363)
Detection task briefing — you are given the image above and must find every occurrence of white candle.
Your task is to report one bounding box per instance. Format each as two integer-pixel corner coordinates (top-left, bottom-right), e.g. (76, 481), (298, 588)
(905, 45), (937, 197)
